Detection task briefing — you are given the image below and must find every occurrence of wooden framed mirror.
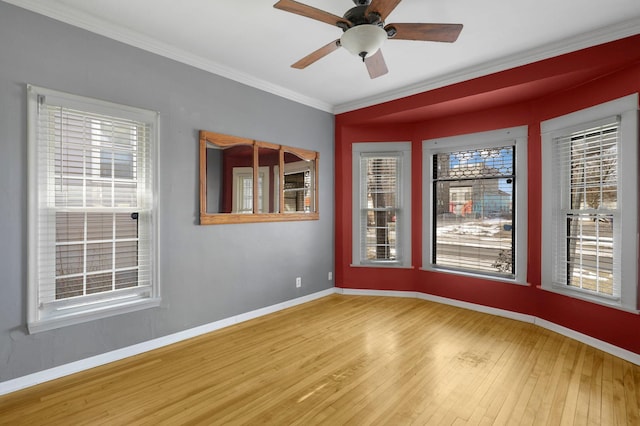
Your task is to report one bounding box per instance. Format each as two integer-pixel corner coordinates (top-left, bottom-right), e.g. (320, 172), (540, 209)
(199, 130), (319, 224)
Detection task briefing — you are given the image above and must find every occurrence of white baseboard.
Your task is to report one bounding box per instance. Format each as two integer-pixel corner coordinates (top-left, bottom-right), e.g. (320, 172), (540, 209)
(3, 286), (638, 397)
(336, 287), (640, 366)
(0, 288), (334, 397)
(534, 318), (640, 365)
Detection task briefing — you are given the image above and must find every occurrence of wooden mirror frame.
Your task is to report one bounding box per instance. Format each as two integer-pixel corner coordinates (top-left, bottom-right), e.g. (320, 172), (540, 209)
(199, 130), (319, 224)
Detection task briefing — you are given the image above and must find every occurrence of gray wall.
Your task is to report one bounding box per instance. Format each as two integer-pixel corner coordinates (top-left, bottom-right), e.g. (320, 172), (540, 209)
(0, 2), (334, 382)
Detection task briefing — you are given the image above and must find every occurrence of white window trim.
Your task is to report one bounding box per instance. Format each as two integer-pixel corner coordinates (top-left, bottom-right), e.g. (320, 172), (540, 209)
(422, 126), (528, 284)
(541, 94), (638, 311)
(27, 85), (160, 333)
(352, 142), (412, 268)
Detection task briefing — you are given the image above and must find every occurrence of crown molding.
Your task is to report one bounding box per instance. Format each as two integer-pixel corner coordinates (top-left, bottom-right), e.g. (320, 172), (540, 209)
(2, 0), (334, 113)
(4, 1), (639, 115)
(333, 17), (640, 114)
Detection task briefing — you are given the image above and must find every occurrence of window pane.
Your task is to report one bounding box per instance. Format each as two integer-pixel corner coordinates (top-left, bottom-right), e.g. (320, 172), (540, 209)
(56, 243), (84, 276)
(86, 213), (113, 240)
(55, 178), (83, 207)
(86, 242), (112, 272)
(115, 270), (138, 289)
(56, 212), (84, 242)
(116, 241), (138, 269)
(241, 176), (253, 212)
(364, 208), (397, 261)
(116, 213), (138, 239)
(55, 276), (83, 300)
(86, 180), (113, 207)
(569, 126), (618, 210)
(86, 272), (113, 295)
(433, 146), (514, 276)
(114, 182), (137, 207)
(362, 156), (399, 261)
(566, 213), (614, 295)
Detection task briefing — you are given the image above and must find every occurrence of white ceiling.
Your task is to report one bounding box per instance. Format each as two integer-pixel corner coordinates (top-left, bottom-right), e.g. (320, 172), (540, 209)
(5, 0), (640, 113)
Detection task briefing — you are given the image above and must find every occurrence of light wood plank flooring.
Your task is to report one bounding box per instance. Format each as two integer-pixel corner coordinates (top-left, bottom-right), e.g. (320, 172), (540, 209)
(1, 294), (639, 425)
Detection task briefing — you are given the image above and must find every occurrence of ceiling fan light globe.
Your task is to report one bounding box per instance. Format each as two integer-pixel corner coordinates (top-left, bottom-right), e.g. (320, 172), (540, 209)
(340, 25), (387, 59)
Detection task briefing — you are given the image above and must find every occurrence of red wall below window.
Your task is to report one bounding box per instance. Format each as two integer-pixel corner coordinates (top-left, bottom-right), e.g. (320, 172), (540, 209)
(335, 35), (640, 355)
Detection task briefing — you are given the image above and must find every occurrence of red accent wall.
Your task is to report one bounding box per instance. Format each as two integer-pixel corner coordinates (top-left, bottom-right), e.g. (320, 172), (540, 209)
(335, 35), (640, 354)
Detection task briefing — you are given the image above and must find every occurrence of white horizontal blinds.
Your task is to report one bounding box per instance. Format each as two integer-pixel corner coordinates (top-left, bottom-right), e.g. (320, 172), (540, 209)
(37, 100), (153, 308)
(360, 153), (400, 262)
(432, 146), (515, 276)
(240, 175), (253, 213)
(553, 117), (620, 298)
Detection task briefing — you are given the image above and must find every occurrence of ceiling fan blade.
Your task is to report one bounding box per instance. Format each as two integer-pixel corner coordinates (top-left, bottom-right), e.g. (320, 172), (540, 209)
(274, 0), (350, 28)
(364, 49), (388, 79)
(385, 23), (463, 42)
(291, 39), (341, 69)
(366, 0), (402, 21)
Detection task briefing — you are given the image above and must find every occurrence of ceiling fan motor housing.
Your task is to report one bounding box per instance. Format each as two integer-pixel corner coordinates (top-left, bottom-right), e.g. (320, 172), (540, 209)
(343, 5), (383, 28)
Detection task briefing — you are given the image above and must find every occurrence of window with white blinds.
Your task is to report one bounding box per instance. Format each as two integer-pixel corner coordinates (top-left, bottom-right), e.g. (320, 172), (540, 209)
(361, 155), (400, 262)
(352, 142), (411, 268)
(554, 119), (619, 297)
(27, 85), (160, 333)
(541, 94), (638, 311)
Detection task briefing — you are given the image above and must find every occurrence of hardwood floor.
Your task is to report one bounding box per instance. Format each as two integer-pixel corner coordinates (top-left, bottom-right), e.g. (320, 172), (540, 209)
(1, 294), (639, 425)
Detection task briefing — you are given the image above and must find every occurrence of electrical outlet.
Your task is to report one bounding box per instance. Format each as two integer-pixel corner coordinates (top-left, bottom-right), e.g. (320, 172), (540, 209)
(296, 277), (302, 288)
(328, 272), (333, 281)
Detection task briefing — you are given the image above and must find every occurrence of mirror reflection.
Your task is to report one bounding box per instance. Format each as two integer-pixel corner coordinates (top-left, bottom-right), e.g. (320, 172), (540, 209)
(200, 130), (319, 224)
(283, 151), (315, 213)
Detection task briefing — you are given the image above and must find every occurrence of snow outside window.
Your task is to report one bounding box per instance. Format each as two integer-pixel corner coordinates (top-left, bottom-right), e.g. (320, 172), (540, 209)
(423, 127), (527, 284)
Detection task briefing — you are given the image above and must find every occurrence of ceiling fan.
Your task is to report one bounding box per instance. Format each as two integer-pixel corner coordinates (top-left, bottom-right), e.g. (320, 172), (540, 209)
(273, 0), (463, 79)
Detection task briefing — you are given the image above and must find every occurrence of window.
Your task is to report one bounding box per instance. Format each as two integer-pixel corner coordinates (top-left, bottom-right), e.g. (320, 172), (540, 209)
(27, 85), (160, 333)
(423, 127), (527, 283)
(352, 142), (411, 268)
(541, 94), (638, 310)
(232, 166), (270, 213)
(284, 161), (314, 213)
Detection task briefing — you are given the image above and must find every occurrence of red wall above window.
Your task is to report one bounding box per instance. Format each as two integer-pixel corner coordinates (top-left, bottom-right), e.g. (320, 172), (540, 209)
(334, 34), (640, 355)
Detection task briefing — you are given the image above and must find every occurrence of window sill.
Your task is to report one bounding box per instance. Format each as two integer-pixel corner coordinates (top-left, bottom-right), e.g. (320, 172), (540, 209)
(420, 266), (528, 286)
(350, 263), (414, 270)
(539, 284), (639, 314)
(28, 297), (161, 334)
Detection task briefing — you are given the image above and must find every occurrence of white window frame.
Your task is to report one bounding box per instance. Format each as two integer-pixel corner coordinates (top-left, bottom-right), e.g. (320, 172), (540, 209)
(422, 127), (528, 284)
(541, 94), (638, 311)
(27, 85), (160, 333)
(352, 142), (412, 268)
